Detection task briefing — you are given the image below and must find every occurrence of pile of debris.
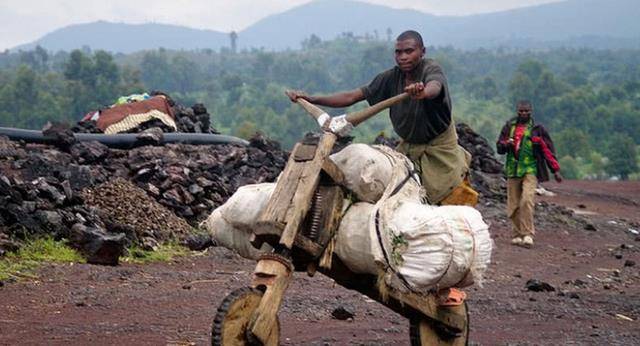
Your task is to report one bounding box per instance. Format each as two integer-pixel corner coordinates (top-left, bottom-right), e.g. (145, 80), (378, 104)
(82, 178), (193, 243)
(124, 133), (286, 220)
(0, 130), (287, 264)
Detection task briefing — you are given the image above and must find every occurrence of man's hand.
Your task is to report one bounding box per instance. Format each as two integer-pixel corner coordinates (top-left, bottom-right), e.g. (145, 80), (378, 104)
(554, 172), (563, 183)
(285, 90), (308, 102)
(404, 82), (426, 99)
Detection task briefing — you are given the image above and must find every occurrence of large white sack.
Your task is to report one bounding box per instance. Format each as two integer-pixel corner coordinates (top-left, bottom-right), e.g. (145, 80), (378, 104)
(334, 198), (492, 292)
(334, 202), (379, 274)
(200, 183), (275, 259)
(221, 183), (275, 232)
(331, 144), (409, 203)
(383, 200), (455, 291)
(376, 201), (493, 292)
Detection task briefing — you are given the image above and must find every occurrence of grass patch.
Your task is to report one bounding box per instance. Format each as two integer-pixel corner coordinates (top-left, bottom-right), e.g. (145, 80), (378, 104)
(121, 242), (190, 264)
(0, 237), (85, 281)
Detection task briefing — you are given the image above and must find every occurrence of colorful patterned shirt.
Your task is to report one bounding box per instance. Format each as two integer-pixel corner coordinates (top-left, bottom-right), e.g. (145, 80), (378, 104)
(505, 121), (537, 178)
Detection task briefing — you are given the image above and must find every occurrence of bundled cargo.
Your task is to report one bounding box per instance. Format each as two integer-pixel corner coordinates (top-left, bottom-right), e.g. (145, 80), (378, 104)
(334, 145), (492, 292)
(200, 183), (275, 259)
(202, 143), (493, 292)
(330, 143), (399, 202)
(335, 200), (492, 292)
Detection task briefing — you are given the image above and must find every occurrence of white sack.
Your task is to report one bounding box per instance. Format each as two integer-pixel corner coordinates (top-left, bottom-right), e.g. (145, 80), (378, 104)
(334, 202), (378, 274)
(336, 198), (492, 293)
(200, 183), (275, 259)
(375, 200), (493, 292)
(330, 144), (399, 202)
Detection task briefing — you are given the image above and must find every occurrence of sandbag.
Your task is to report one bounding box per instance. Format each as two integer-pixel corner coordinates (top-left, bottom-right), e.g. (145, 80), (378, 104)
(330, 144), (401, 202)
(200, 183), (275, 259)
(336, 199), (492, 293)
(335, 202), (378, 274)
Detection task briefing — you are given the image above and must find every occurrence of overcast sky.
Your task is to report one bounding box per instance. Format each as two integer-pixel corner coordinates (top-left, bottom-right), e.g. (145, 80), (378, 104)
(0, 0), (564, 51)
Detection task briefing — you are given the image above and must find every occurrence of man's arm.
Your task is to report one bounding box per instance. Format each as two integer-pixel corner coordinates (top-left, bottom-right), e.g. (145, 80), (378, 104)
(404, 81), (442, 100)
(532, 126), (563, 182)
(496, 122), (513, 155)
(285, 88), (365, 108)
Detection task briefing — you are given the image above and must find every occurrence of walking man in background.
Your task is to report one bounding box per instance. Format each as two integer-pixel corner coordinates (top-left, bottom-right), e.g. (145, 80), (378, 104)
(286, 30), (477, 206)
(496, 100), (562, 247)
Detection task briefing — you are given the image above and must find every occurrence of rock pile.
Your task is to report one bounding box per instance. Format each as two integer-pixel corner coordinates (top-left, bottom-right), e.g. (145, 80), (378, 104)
(125, 141), (287, 221)
(0, 130), (287, 262)
(455, 123), (502, 174)
(83, 178), (193, 242)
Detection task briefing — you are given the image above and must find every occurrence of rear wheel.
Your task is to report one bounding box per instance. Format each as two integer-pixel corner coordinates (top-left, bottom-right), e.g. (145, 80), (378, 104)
(211, 287), (280, 346)
(409, 302), (469, 346)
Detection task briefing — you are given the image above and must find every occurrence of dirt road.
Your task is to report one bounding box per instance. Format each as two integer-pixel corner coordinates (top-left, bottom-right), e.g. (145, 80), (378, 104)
(1, 180), (639, 345)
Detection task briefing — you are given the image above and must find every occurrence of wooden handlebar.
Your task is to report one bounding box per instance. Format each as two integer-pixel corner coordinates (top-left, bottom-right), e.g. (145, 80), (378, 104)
(345, 92), (409, 126)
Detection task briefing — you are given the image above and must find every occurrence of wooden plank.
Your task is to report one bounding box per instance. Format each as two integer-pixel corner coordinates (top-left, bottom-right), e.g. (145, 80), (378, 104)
(279, 133), (337, 249)
(319, 257), (465, 332)
(387, 290), (466, 332)
(249, 259), (292, 345)
(292, 234), (324, 257)
(321, 158), (344, 185)
(318, 186), (344, 247)
(258, 143), (304, 226)
(293, 143), (317, 161)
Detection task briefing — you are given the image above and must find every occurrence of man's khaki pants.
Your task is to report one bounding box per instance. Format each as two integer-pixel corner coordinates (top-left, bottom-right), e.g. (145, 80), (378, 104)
(507, 174), (537, 237)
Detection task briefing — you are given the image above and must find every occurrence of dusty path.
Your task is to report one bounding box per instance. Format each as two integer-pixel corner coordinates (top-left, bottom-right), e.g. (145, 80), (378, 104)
(1, 181), (639, 345)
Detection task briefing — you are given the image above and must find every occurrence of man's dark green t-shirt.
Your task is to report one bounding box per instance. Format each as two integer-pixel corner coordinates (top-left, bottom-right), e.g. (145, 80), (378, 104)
(360, 58), (451, 144)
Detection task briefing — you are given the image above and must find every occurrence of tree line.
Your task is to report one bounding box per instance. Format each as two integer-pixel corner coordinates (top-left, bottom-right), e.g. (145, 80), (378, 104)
(0, 38), (638, 179)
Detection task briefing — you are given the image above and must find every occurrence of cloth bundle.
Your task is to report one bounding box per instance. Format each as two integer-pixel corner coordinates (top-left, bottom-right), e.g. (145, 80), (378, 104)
(80, 95), (177, 134)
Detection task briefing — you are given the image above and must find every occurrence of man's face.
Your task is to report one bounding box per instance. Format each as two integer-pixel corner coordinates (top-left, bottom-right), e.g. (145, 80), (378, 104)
(395, 39), (424, 73)
(517, 105), (532, 123)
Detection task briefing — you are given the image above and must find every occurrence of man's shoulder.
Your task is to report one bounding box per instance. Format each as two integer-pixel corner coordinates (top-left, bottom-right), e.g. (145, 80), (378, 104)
(504, 117), (517, 127)
(424, 58), (440, 66)
(376, 65), (401, 79)
(532, 122), (548, 131)
(422, 58), (444, 71)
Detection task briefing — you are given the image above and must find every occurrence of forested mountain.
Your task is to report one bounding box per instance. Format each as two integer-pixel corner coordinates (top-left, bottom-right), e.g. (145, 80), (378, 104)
(12, 0), (640, 53)
(1, 37), (639, 179)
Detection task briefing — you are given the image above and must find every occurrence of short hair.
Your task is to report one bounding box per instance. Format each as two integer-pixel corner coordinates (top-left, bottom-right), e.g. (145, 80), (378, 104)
(396, 30), (424, 48)
(517, 100), (532, 108)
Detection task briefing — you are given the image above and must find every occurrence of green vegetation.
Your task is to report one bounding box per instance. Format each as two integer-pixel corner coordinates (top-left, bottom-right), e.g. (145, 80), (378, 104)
(0, 236), (85, 281)
(1, 39), (639, 179)
(121, 242), (190, 264)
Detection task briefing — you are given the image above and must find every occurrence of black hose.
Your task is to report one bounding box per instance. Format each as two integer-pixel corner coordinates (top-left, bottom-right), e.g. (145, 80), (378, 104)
(0, 127), (248, 148)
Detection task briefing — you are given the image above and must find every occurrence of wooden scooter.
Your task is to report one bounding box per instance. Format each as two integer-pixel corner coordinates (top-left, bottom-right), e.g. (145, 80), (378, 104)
(211, 93), (469, 346)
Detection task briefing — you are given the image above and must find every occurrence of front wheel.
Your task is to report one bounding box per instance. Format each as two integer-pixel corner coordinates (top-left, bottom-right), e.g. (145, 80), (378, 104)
(211, 287), (280, 346)
(409, 302), (469, 346)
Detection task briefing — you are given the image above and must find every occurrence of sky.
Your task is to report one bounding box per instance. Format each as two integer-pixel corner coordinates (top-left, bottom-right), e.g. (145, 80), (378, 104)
(0, 0), (564, 51)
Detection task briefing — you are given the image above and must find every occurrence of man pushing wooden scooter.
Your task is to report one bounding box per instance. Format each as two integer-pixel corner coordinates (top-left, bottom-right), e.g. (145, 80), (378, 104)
(211, 92), (471, 346)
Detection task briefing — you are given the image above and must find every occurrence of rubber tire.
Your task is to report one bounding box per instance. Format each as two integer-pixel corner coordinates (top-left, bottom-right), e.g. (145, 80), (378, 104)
(211, 287), (280, 346)
(409, 302), (469, 346)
